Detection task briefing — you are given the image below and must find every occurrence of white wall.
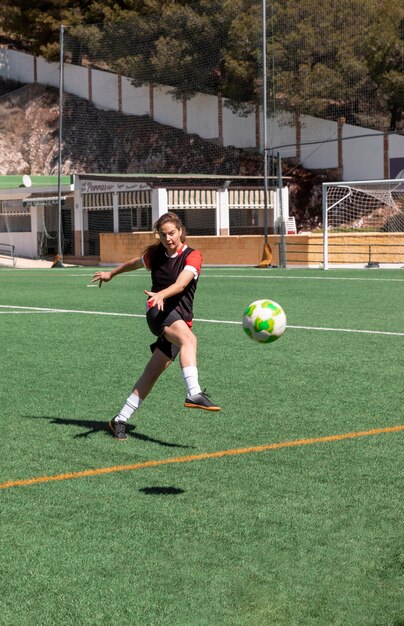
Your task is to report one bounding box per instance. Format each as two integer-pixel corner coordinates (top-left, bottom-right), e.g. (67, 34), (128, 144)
(342, 125), (384, 181)
(0, 49), (35, 83)
(121, 77), (149, 116)
(91, 68), (120, 111)
(187, 92), (218, 139)
(222, 99), (256, 148)
(153, 85), (183, 129)
(300, 115), (339, 170)
(37, 57), (59, 87)
(266, 112), (297, 159)
(0, 232), (37, 258)
(1, 48), (404, 182)
(389, 134), (404, 168)
(64, 63), (89, 100)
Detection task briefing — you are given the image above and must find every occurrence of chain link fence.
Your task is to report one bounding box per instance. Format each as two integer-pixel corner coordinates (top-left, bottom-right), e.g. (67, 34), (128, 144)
(0, 0), (403, 260)
(58, 0), (403, 177)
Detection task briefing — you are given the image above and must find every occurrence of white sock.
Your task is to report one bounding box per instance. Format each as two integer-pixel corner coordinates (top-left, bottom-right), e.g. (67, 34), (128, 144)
(182, 366), (202, 398)
(117, 392), (142, 422)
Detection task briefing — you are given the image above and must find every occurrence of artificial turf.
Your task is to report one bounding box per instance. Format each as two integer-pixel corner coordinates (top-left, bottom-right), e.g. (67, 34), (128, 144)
(0, 266), (403, 625)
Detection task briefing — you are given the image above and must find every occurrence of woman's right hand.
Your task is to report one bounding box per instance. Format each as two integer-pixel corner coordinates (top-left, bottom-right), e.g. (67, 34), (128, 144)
(91, 271), (112, 288)
(144, 290), (166, 310)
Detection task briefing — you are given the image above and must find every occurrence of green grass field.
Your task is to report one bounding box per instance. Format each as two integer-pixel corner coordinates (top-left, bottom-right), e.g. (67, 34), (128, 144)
(0, 265), (403, 626)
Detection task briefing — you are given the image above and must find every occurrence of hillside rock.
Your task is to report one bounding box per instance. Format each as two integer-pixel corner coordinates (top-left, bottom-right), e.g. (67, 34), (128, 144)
(0, 79), (329, 229)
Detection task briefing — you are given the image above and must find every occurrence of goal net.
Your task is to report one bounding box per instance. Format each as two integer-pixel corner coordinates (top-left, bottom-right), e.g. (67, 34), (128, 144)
(322, 179), (404, 269)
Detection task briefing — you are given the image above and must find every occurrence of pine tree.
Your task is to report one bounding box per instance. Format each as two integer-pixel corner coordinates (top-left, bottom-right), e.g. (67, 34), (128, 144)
(365, 0), (404, 130)
(1, 0), (402, 129)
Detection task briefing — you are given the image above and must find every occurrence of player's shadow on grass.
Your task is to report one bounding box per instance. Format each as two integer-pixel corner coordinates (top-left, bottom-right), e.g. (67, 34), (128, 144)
(25, 416), (194, 449)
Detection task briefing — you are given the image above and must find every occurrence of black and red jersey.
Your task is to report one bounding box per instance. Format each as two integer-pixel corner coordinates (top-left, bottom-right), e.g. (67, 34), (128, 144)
(142, 243), (202, 323)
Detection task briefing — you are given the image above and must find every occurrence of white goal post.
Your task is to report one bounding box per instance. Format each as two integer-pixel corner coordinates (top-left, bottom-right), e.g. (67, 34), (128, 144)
(322, 179), (404, 269)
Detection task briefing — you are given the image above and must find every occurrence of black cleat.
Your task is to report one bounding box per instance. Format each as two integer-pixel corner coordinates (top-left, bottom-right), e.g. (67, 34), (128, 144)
(108, 416), (128, 440)
(184, 391), (221, 411)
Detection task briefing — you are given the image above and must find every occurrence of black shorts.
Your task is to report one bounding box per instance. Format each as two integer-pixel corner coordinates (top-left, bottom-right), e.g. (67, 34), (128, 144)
(147, 306), (182, 360)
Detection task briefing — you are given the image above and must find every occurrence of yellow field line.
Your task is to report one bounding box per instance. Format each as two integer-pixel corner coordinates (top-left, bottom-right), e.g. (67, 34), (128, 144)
(1, 424), (403, 490)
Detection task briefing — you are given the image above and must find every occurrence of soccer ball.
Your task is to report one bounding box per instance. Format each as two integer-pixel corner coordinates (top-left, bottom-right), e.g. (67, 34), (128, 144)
(242, 299), (287, 343)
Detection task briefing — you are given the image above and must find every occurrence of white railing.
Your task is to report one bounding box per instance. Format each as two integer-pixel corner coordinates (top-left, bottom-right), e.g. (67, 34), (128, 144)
(0, 242), (16, 266)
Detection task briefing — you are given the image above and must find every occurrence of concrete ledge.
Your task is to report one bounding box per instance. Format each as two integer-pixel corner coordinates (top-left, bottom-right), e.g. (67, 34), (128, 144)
(100, 233), (266, 266)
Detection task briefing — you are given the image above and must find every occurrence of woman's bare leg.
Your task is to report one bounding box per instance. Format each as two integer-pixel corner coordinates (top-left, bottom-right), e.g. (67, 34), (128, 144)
(163, 320), (220, 411)
(133, 347), (173, 399)
(163, 319), (197, 368)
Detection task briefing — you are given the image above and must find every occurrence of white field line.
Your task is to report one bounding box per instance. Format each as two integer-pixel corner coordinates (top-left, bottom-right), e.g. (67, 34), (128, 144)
(0, 305), (145, 319)
(1, 270), (404, 282)
(1, 305), (403, 336)
(0, 310), (58, 315)
(202, 274), (404, 282)
(285, 325), (404, 336)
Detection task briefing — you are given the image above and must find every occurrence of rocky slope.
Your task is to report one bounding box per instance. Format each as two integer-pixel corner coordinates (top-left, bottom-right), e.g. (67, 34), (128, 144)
(0, 78), (330, 229)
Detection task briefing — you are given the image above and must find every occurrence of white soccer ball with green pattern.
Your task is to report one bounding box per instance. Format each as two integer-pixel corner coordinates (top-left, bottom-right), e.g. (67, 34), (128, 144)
(242, 299), (287, 343)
